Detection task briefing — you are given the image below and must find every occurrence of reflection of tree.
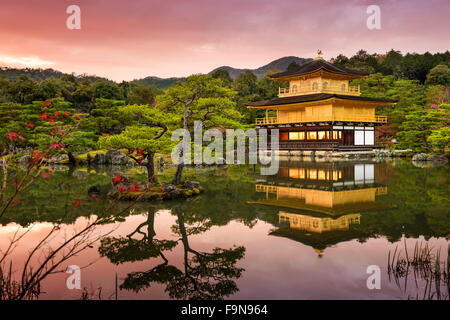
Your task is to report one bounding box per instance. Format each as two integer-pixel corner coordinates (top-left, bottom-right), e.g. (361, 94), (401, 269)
(99, 211), (177, 265)
(100, 207), (246, 299)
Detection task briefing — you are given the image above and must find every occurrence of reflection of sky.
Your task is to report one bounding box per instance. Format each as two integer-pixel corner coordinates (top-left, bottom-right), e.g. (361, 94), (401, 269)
(1, 210), (447, 299)
(0, 0), (449, 81)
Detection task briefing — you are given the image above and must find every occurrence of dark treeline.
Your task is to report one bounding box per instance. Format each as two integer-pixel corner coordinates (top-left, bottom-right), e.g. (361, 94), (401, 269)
(0, 72), (160, 109)
(330, 49), (450, 84)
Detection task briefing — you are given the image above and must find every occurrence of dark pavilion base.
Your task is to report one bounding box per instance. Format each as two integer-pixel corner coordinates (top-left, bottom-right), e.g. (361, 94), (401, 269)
(259, 122), (381, 151)
(265, 142), (380, 151)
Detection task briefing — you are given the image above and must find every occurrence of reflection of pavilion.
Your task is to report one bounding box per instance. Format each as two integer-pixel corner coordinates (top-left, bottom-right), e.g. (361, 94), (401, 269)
(278, 211), (361, 234)
(250, 162), (393, 255)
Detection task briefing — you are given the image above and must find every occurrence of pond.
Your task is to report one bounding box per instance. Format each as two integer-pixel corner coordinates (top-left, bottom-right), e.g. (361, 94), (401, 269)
(0, 159), (449, 300)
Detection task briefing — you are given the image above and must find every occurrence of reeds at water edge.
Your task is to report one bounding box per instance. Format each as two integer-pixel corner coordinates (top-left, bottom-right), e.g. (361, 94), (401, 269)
(387, 238), (449, 300)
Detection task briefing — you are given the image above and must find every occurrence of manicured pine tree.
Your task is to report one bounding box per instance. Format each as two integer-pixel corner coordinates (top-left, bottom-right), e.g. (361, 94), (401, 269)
(98, 104), (173, 183)
(156, 74), (242, 185)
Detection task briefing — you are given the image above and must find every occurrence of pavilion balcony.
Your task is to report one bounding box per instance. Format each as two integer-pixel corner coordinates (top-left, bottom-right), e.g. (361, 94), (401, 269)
(255, 115), (388, 125)
(278, 84), (360, 97)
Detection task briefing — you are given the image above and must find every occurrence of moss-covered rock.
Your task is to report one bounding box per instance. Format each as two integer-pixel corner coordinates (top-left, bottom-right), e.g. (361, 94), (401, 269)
(109, 180), (204, 202)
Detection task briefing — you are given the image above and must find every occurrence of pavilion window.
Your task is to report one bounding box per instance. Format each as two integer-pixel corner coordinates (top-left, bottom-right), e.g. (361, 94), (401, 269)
(323, 82), (328, 90)
(289, 168), (306, 179)
(280, 132), (289, 140)
(332, 170), (342, 181)
(341, 83), (346, 92)
(307, 131), (317, 140)
(312, 82), (318, 91)
(289, 131), (305, 140)
(318, 131), (328, 140)
(292, 85), (298, 93)
(333, 130), (342, 139)
(308, 169), (317, 180)
(318, 170), (326, 180)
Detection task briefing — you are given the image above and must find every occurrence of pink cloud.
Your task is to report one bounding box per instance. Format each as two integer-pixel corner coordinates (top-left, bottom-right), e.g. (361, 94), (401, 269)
(0, 0), (448, 81)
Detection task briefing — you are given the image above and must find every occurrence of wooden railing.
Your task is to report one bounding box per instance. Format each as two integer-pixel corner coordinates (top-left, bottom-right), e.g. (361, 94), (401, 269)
(255, 184), (278, 193)
(255, 115), (388, 125)
(376, 186), (388, 195)
(279, 84), (361, 97)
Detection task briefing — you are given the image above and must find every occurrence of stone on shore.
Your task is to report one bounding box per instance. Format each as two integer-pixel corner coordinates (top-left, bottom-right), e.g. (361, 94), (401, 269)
(411, 153), (427, 161)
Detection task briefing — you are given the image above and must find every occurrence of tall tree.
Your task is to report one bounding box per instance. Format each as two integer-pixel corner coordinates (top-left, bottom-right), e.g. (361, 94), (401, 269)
(396, 104), (449, 152)
(128, 84), (158, 106)
(157, 74), (241, 185)
(8, 75), (37, 104)
(425, 64), (450, 86)
(92, 80), (123, 100)
(211, 69), (233, 87)
(98, 104), (172, 183)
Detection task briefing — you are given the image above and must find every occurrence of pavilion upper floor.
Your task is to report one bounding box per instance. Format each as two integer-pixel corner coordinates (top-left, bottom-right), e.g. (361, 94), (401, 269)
(248, 95), (394, 126)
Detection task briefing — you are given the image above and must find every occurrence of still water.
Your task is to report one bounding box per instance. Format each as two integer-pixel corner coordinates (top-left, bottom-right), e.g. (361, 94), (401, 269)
(1, 160), (449, 299)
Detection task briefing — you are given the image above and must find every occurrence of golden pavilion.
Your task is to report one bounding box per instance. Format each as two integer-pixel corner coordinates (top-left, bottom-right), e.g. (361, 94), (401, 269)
(247, 53), (397, 151)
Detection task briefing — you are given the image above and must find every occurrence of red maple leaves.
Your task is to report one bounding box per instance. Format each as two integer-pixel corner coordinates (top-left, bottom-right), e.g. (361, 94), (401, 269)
(50, 142), (65, 151)
(112, 174), (122, 184)
(112, 174), (142, 193)
(72, 199), (82, 209)
(42, 172), (51, 179)
(7, 132), (21, 142)
(30, 151), (46, 163)
(42, 99), (52, 107)
(12, 198), (20, 207)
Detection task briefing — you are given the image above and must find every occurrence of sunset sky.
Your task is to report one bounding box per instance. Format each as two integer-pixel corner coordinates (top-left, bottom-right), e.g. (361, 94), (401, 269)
(0, 0), (449, 81)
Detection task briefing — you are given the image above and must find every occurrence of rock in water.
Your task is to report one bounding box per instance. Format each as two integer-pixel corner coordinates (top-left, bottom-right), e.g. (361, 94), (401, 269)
(93, 153), (107, 165)
(106, 150), (128, 165)
(184, 181), (201, 189)
(162, 182), (176, 192)
(412, 153), (427, 161)
(427, 154), (448, 165)
(18, 155), (31, 166)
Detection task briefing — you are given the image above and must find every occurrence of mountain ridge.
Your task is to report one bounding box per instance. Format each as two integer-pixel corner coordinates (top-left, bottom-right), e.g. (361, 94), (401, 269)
(0, 56), (312, 89)
(209, 56), (312, 79)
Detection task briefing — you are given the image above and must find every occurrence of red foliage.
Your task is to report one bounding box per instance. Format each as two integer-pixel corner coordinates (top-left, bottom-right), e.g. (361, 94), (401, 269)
(113, 174), (122, 184)
(72, 199), (82, 209)
(375, 124), (398, 148)
(132, 182), (141, 189)
(112, 174), (142, 193)
(7, 132), (24, 141)
(12, 198), (19, 207)
(7, 132), (17, 141)
(50, 143), (65, 151)
(42, 99), (52, 107)
(30, 151), (47, 163)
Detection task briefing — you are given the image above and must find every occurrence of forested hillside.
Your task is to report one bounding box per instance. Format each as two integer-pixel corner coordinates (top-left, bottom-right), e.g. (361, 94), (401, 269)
(0, 49), (449, 155)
